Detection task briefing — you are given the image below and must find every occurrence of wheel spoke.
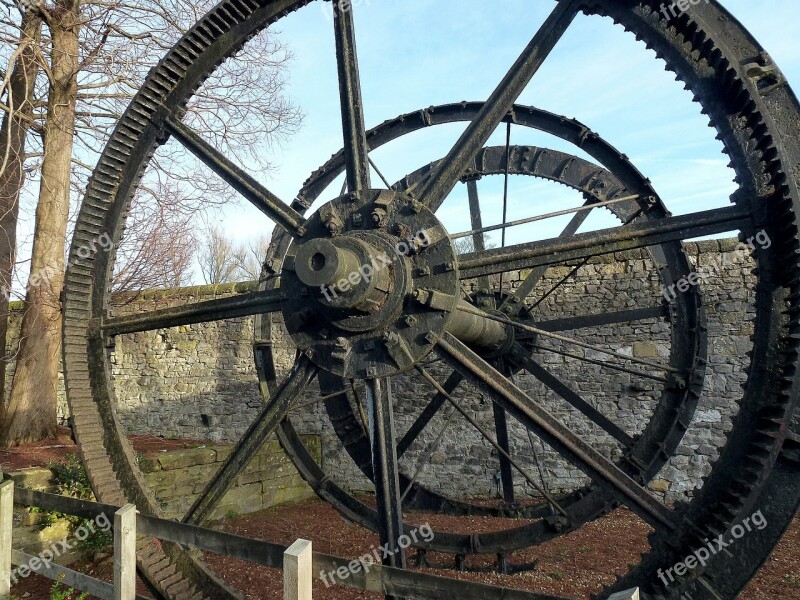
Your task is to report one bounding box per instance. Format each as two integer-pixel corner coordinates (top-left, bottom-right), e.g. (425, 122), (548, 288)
(415, 365), (565, 516)
(416, 0), (581, 209)
(458, 205), (752, 279)
(366, 377), (406, 570)
(163, 117), (307, 238)
(536, 306), (667, 332)
(499, 123), (512, 293)
(183, 357), (318, 525)
(457, 302), (677, 373)
(399, 402), (456, 503)
(397, 371), (462, 458)
(497, 200), (593, 314)
(435, 332), (676, 531)
(465, 175), (514, 500)
(509, 343), (633, 446)
(465, 178), (497, 308)
(466, 179), (488, 253)
(493, 395), (516, 504)
(101, 288), (285, 336)
(333, 3), (371, 194)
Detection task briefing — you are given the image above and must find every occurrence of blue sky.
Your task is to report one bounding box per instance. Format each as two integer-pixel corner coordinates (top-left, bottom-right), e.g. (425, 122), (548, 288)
(213, 0), (800, 252)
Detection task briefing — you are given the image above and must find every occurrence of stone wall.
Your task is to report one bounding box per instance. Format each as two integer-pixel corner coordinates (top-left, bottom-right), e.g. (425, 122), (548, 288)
(4, 238), (756, 506)
(138, 438), (321, 520)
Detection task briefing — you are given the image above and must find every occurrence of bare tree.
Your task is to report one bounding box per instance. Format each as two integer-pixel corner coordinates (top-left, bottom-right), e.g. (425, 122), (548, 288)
(112, 182), (196, 297)
(0, 0), (301, 444)
(231, 234), (271, 282)
(453, 234), (497, 255)
(2, 0), (80, 446)
(198, 225), (242, 286)
(0, 8), (41, 419)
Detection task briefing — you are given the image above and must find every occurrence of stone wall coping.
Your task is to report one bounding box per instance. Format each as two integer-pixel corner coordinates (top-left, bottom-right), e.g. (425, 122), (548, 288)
(8, 281), (261, 313)
(3, 238), (743, 313)
(137, 436), (320, 474)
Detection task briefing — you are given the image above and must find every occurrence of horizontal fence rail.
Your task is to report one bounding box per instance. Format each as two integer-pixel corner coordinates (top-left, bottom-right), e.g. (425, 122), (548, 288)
(7, 485), (585, 600)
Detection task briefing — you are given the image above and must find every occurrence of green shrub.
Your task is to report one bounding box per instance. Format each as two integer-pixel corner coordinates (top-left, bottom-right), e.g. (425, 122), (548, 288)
(50, 580), (88, 600)
(37, 455), (113, 559)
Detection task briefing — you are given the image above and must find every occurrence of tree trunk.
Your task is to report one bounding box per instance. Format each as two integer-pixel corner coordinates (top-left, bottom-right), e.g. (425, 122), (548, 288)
(0, 11), (43, 428)
(1, 0), (80, 446)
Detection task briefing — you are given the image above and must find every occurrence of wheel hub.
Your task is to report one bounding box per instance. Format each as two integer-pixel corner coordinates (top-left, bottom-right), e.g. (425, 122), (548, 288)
(281, 190), (461, 378)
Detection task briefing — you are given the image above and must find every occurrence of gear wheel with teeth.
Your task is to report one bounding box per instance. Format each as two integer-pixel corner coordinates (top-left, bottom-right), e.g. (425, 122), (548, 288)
(64, 1), (799, 598)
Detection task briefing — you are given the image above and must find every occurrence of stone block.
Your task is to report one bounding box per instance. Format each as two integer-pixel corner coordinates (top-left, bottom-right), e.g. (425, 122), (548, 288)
(271, 485), (312, 507)
(214, 447), (233, 461)
(10, 467), (55, 491)
(648, 480), (670, 493)
(214, 483), (263, 517)
(157, 447), (217, 470)
(138, 456), (161, 473)
(632, 341), (659, 358)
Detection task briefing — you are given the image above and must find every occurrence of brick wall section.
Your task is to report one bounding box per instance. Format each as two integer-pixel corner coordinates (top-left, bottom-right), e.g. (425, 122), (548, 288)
(2, 238), (756, 505)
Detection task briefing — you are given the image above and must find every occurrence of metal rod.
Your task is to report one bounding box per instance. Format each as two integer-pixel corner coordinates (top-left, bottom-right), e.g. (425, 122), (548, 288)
(366, 378), (407, 575)
(526, 198), (642, 312)
(530, 344), (668, 383)
(512, 347), (634, 446)
(397, 371), (462, 458)
(399, 402), (456, 503)
(369, 156), (392, 189)
(529, 257), (589, 310)
(290, 383), (367, 413)
(416, 0), (580, 210)
(435, 333), (676, 530)
(415, 365), (568, 517)
(498, 200), (594, 314)
(184, 359), (318, 525)
(455, 303), (679, 373)
(102, 288), (286, 336)
(499, 122), (512, 294)
(333, 4), (371, 194)
(451, 195), (639, 241)
(457, 205), (751, 279)
(164, 117), (307, 237)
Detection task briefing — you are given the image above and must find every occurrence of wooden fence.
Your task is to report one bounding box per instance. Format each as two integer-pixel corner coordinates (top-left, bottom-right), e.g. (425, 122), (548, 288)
(0, 479), (639, 600)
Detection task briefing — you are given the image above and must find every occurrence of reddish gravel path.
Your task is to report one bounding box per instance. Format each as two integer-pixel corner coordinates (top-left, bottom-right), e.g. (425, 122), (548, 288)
(4, 434), (797, 599)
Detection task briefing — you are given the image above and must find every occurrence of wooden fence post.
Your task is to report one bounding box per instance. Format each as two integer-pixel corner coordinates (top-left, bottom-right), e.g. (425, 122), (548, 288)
(0, 480), (13, 597)
(284, 539), (312, 600)
(114, 504), (137, 600)
(608, 589), (640, 600)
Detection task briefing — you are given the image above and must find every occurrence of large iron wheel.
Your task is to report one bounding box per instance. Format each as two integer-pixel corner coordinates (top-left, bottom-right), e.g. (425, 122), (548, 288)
(63, 1), (800, 599)
(254, 103), (709, 567)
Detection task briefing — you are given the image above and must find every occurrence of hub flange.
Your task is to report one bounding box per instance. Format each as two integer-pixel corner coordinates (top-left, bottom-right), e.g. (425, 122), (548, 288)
(281, 190), (460, 378)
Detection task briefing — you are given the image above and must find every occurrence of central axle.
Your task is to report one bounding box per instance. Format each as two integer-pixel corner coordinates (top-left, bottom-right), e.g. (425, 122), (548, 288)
(294, 237), (508, 352)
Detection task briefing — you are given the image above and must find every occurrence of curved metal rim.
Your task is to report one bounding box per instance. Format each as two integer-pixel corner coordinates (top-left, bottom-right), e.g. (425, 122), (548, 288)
(61, 1), (800, 598)
(255, 109), (707, 556)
